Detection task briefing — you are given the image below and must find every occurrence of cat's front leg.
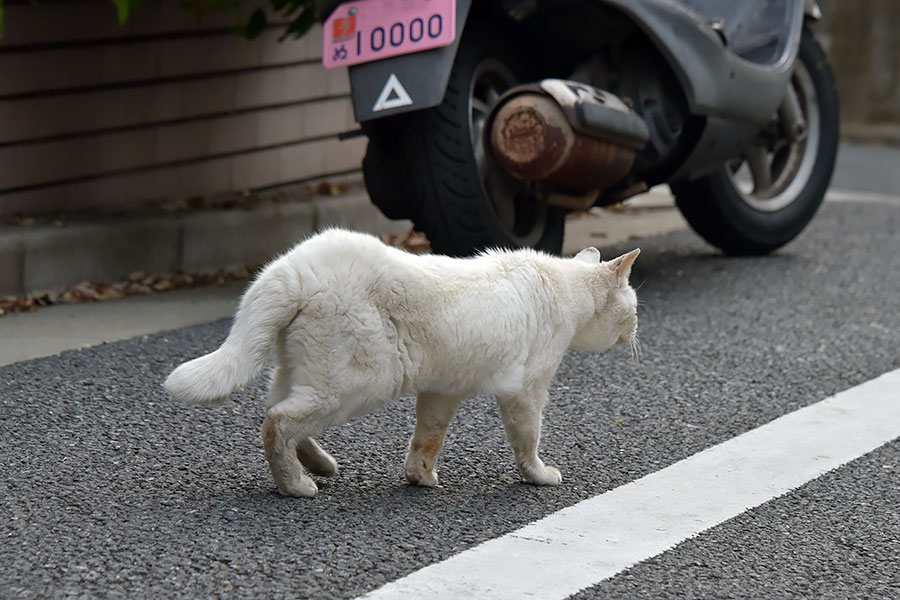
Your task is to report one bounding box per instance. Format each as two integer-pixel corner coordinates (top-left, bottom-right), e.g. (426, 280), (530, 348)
(404, 393), (463, 487)
(497, 388), (562, 486)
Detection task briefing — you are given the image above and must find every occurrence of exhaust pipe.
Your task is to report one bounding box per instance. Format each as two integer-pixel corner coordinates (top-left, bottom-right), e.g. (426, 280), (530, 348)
(488, 80), (649, 209)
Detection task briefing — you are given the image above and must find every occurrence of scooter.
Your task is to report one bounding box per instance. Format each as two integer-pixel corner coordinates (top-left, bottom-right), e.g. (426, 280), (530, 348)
(315, 0), (839, 256)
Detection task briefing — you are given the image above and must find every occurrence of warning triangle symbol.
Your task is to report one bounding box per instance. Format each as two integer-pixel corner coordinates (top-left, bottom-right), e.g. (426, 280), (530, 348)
(372, 73), (413, 112)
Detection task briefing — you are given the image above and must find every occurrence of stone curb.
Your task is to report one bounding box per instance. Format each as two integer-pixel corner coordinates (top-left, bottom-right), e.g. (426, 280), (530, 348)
(841, 122), (900, 148)
(0, 191), (412, 297)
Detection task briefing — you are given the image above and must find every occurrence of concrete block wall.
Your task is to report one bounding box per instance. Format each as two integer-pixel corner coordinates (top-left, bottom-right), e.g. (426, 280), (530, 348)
(816, 0), (900, 126)
(0, 0), (366, 219)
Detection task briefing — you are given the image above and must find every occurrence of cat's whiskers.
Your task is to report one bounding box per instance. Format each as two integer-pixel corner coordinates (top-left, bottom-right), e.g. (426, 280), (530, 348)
(628, 332), (642, 366)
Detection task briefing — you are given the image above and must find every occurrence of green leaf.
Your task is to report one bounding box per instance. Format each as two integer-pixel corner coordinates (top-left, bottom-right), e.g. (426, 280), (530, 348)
(109, 0), (145, 25)
(279, 3), (316, 41)
(180, 0), (239, 20)
(109, 0), (132, 24)
(240, 8), (268, 40)
(206, 0), (240, 10)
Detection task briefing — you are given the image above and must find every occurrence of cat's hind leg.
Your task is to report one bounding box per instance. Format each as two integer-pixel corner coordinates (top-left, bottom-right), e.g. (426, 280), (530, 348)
(497, 387), (562, 486)
(404, 393), (463, 487)
(296, 437), (338, 477)
(262, 387), (327, 498)
(267, 345), (340, 479)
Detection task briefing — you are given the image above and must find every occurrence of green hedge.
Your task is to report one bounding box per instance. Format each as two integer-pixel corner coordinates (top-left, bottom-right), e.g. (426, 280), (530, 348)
(0, 0), (317, 40)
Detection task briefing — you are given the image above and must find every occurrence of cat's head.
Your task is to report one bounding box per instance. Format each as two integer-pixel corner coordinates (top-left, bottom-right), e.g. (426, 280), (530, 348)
(569, 247), (640, 353)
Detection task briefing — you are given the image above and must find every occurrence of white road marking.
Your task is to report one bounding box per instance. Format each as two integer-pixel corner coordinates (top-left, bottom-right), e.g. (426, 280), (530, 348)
(825, 188), (900, 206)
(359, 368), (900, 600)
(622, 186), (900, 209)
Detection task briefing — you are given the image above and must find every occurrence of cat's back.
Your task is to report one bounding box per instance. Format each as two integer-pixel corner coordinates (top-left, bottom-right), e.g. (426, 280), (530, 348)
(283, 228), (438, 301)
(295, 228), (390, 264)
(286, 228), (567, 305)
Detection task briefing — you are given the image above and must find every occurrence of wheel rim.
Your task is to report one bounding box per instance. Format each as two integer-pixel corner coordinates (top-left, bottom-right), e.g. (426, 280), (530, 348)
(468, 59), (549, 247)
(726, 59), (821, 213)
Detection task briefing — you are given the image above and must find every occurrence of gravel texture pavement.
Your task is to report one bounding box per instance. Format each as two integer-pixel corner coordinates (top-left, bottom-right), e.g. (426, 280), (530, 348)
(2, 200), (898, 599)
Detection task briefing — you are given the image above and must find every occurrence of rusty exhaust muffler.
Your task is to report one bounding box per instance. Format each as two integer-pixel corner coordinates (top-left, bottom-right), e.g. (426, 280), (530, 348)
(488, 80), (649, 209)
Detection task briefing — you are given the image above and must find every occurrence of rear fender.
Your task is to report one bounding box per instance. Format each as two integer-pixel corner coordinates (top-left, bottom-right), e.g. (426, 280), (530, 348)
(603, 0), (805, 127)
(348, 0), (472, 123)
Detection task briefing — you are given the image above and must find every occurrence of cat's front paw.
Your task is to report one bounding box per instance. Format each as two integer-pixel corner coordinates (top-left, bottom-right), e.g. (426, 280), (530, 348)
(521, 463), (563, 486)
(276, 476), (319, 498)
(405, 464), (439, 487)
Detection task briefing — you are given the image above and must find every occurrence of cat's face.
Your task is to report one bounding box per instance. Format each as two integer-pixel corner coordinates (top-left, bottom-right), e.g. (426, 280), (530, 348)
(570, 248), (640, 353)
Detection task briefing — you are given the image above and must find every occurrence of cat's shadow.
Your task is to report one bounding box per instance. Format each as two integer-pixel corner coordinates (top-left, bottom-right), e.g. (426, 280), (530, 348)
(202, 467), (564, 520)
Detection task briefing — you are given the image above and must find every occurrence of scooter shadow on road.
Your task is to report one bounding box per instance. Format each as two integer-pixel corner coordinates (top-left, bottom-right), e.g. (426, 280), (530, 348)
(592, 238), (806, 291)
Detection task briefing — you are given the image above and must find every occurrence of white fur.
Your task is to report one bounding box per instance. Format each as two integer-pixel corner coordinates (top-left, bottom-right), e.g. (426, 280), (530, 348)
(165, 229), (639, 497)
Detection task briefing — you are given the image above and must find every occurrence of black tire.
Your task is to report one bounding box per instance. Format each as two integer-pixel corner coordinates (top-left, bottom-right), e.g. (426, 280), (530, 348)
(363, 25), (565, 256)
(671, 29), (840, 255)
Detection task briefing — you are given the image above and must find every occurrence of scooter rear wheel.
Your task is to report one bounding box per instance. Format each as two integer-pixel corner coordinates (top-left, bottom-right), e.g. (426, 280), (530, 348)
(671, 28), (839, 255)
(362, 24), (565, 256)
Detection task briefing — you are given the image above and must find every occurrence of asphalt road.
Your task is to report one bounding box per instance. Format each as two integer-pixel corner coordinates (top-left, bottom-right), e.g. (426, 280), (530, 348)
(830, 143), (900, 196)
(2, 189), (899, 598)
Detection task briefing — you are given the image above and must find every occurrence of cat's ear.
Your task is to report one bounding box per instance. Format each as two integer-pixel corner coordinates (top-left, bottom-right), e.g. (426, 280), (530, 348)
(574, 247), (601, 264)
(608, 248), (640, 286)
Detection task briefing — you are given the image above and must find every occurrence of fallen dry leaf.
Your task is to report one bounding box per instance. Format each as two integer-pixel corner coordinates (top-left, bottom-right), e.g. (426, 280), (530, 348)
(171, 273), (194, 286)
(315, 181), (350, 196)
(381, 229), (431, 254)
(0, 264), (259, 319)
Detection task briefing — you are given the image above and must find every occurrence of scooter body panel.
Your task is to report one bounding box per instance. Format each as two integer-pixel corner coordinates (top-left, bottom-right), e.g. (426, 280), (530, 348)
(602, 0), (804, 126)
(341, 0), (807, 127)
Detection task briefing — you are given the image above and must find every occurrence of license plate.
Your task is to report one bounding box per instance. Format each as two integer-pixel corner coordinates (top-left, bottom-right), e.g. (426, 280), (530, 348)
(322, 0), (457, 69)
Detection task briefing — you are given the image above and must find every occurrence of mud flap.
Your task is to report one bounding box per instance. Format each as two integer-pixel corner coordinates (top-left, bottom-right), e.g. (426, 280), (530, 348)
(348, 0), (472, 123)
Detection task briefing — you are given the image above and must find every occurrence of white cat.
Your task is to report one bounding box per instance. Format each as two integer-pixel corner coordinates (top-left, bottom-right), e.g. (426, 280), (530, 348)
(165, 229), (640, 498)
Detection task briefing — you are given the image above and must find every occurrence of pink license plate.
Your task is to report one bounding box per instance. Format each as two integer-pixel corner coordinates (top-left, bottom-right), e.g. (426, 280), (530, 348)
(322, 0), (456, 69)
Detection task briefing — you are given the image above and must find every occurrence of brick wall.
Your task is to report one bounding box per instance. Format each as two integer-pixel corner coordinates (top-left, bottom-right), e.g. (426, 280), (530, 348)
(0, 0), (366, 218)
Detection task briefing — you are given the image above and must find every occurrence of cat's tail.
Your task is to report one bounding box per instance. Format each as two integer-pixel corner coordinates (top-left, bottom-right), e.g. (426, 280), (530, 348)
(164, 256), (302, 405)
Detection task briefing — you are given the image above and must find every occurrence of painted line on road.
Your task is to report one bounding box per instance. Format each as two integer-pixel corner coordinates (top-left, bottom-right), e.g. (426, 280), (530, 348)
(358, 368), (900, 600)
(621, 186), (900, 210)
(826, 188), (900, 206)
